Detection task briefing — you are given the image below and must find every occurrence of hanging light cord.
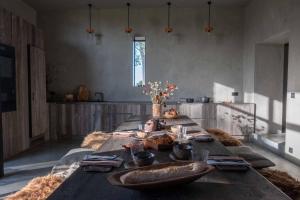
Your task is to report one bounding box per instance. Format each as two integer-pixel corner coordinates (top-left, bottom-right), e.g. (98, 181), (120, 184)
(167, 2), (171, 28)
(208, 1), (211, 27)
(127, 2), (130, 28)
(88, 4), (92, 32)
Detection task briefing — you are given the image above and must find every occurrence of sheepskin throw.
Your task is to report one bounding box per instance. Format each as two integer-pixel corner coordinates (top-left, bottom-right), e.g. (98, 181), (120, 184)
(206, 128), (243, 146)
(81, 131), (112, 151)
(5, 175), (64, 200)
(259, 169), (300, 200)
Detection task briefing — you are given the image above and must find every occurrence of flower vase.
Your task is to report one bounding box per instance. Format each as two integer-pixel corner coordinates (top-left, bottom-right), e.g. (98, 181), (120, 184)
(152, 104), (162, 119)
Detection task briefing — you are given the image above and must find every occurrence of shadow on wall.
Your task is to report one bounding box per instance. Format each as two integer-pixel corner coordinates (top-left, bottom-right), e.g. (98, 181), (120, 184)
(254, 44), (285, 135)
(46, 42), (103, 101)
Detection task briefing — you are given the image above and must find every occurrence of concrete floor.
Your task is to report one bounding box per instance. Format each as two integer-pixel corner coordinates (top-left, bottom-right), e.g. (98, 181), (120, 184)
(0, 139), (81, 199)
(247, 143), (300, 180)
(0, 140), (299, 199)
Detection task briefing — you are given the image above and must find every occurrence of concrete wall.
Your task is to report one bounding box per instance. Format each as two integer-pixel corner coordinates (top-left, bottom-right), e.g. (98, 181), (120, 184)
(0, 0), (36, 25)
(38, 6), (244, 102)
(243, 0), (289, 135)
(243, 0), (300, 160)
(243, 0), (290, 103)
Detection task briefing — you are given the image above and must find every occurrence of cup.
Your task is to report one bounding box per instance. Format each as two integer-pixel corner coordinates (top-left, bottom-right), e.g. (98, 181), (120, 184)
(177, 125), (188, 143)
(192, 149), (209, 163)
(130, 141), (144, 160)
(173, 142), (193, 160)
(138, 124), (144, 131)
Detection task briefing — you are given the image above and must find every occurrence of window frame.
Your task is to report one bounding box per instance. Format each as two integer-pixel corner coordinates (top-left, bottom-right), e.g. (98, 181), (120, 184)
(132, 36), (146, 87)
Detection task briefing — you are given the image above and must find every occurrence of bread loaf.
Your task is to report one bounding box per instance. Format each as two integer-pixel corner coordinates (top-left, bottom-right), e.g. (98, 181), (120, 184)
(120, 162), (205, 184)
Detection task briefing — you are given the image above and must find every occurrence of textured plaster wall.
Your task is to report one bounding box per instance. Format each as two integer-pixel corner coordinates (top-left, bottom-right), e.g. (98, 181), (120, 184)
(38, 6), (244, 102)
(0, 0), (36, 25)
(243, 0), (289, 135)
(244, 0), (300, 160)
(243, 0), (290, 103)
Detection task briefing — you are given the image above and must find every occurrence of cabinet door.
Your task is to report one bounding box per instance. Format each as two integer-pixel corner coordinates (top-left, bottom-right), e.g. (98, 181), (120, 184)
(29, 46), (48, 138)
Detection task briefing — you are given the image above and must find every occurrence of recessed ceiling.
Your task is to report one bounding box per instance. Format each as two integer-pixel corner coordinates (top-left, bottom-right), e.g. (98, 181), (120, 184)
(23, 0), (250, 11)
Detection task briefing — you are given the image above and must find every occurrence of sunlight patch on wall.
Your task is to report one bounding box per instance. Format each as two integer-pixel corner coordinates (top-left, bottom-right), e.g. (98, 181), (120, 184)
(244, 92), (254, 103)
(272, 100), (283, 132)
(254, 93), (269, 134)
(255, 93), (269, 119)
(286, 92), (300, 125)
(285, 92), (300, 159)
(213, 82), (235, 103)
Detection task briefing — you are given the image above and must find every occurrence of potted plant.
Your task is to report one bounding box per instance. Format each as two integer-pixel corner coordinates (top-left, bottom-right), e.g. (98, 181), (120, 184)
(142, 81), (178, 118)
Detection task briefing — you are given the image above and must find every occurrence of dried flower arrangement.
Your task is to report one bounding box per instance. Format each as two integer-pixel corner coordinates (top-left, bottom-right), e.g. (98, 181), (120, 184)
(142, 81), (178, 105)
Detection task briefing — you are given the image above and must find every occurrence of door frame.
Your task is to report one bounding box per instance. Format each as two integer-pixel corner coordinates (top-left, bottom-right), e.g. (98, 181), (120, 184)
(282, 43), (289, 133)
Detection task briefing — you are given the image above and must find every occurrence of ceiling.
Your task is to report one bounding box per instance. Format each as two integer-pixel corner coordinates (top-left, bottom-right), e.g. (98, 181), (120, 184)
(23, 0), (250, 11)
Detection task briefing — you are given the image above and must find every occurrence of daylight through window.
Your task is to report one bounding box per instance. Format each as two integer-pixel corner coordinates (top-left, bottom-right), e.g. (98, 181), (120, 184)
(133, 36), (145, 87)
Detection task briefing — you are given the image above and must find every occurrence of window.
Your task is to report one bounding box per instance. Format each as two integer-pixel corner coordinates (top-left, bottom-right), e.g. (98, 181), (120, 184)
(133, 36), (145, 87)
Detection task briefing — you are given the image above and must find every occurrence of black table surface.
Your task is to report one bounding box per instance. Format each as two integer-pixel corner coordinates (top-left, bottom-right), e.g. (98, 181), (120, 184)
(48, 117), (291, 200)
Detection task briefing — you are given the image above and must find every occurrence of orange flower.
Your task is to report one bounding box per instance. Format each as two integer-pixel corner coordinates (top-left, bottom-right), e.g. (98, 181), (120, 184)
(163, 92), (169, 97)
(167, 83), (176, 90)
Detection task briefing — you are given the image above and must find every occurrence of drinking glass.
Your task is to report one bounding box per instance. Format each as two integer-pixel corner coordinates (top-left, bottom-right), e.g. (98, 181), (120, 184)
(138, 124), (144, 131)
(192, 149), (209, 163)
(130, 141), (144, 162)
(177, 125), (188, 143)
(182, 126), (188, 139)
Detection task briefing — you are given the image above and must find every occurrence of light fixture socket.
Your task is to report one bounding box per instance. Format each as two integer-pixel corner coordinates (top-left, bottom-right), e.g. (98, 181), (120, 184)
(165, 1), (173, 33)
(86, 3), (95, 34)
(125, 2), (133, 33)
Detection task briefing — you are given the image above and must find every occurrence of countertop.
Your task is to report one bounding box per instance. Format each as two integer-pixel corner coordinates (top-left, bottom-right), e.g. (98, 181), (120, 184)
(48, 101), (253, 105)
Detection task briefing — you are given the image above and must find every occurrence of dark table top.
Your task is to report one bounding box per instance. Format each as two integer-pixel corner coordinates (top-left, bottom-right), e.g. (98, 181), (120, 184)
(48, 116), (291, 200)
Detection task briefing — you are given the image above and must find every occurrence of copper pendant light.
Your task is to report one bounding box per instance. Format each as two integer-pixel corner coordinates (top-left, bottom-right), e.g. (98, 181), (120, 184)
(125, 2), (133, 33)
(86, 4), (95, 34)
(165, 2), (173, 33)
(204, 1), (213, 33)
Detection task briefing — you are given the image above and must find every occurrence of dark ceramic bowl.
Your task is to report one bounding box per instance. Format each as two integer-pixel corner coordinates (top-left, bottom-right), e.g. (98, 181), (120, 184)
(173, 142), (193, 160)
(186, 98), (194, 103)
(133, 151), (155, 166)
(199, 97), (210, 103)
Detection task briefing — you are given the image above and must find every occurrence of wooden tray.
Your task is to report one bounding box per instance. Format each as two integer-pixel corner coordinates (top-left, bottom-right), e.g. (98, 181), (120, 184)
(107, 161), (214, 190)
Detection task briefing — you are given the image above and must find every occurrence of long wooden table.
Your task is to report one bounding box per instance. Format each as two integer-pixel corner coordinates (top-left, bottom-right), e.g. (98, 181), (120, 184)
(48, 116), (291, 200)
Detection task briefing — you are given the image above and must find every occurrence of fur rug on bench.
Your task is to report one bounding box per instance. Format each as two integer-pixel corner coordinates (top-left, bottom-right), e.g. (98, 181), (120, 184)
(258, 169), (300, 200)
(6, 132), (112, 200)
(5, 175), (64, 200)
(81, 131), (112, 151)
(206, 128), (243, 146)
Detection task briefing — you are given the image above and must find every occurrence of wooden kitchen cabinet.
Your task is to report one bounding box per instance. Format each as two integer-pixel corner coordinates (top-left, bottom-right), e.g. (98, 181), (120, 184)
(29, 46), (48, 139)
(179, 103), (255, 137)
(216, 103), (255, 137)
(178, 103), (216, 129)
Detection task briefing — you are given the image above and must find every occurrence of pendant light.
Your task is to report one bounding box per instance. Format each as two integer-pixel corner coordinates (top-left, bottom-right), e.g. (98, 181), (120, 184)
(125, 2), (133, 33)
(165, 2), (173, 33)
(86, 4), (95, 34)
(204, 1), (213, 33)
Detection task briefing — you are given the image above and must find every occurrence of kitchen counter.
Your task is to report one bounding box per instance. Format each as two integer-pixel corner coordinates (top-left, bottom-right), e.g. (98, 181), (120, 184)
(48, 102), (255, 140)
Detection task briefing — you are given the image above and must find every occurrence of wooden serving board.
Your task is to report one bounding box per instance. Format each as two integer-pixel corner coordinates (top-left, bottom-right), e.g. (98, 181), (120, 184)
(107, 162), (214, 190)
